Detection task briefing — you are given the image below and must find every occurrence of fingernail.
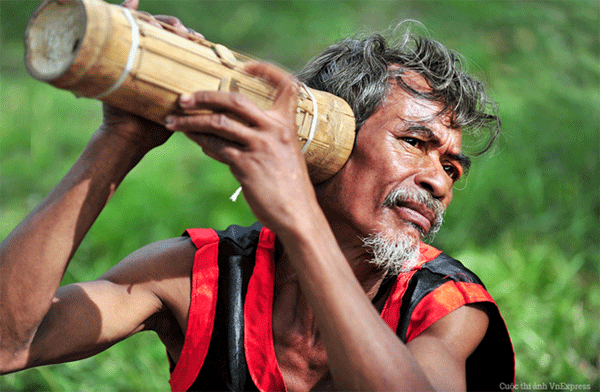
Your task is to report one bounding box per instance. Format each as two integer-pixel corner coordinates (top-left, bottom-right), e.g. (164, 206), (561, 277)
(179, 93), (193, 107)
(165, 115), (176, 126)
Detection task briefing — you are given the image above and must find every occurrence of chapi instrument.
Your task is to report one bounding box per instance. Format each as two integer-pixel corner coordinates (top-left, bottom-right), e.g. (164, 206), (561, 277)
(24, 0), (356, 183)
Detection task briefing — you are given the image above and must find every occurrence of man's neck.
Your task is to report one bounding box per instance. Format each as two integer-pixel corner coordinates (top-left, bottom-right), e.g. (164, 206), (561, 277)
(271, 250), (390, 391)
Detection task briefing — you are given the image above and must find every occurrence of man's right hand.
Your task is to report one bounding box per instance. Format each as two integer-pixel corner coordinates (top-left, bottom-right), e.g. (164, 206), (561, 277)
(97, 0), (206, 153)
(99, 103), (172, 153)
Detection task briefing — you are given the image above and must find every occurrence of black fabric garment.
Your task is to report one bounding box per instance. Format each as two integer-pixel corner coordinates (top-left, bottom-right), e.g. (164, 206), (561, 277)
(178, 223), (514, 391)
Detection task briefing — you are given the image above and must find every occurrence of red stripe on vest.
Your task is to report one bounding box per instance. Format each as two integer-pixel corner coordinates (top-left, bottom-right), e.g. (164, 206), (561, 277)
(405, 281), (494, 343)
(244, 227), (287, 392)
(169, 229), (220, 392)
(380, 243), (442, 332)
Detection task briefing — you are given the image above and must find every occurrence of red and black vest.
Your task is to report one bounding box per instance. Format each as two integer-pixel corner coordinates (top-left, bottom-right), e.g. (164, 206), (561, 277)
(169, 223), (515, 391)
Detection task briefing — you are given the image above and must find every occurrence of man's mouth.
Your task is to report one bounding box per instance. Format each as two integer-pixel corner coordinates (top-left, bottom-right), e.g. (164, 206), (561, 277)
(382, 187), (444, 238)
(394, 201), (435, 234)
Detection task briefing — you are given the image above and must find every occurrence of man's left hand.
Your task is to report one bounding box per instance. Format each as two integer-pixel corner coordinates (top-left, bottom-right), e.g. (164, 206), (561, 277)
(165, 62), (318, 234)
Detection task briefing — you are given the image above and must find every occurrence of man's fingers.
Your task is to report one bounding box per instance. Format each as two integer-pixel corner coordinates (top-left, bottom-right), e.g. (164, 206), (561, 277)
(244, 62), (293, 91)
(165, 62), (301, 170)
(154, 15), (185, 30)
(120, 2), (204, 40)
(134, 10), (163, 28)
(166, 111), (253, 147)
(184, 132), (242, 166)
(120, 0), (139, 10)
(153, 15), (204, 39)
(177, 92), (263, 128)
(244, 62), (300, 117)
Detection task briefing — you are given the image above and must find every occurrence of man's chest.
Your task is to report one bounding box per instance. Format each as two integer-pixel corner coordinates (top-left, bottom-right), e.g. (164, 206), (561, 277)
(274, 340), (334, 392)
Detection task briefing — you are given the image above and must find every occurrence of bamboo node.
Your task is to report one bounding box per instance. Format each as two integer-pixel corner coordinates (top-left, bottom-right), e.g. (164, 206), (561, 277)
(213, 44), (240, 69)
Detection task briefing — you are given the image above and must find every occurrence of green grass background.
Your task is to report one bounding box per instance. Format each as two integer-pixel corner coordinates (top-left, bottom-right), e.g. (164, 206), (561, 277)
(1, 0), (598, 390)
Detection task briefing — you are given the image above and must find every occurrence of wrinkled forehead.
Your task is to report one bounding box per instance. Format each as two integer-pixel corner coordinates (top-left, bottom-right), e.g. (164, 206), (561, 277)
(385, 73), (460, 131)
(382, 65), (460, 125)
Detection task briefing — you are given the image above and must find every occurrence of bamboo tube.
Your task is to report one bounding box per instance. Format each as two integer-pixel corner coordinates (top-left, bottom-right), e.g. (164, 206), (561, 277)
(24, 0), (356, 183)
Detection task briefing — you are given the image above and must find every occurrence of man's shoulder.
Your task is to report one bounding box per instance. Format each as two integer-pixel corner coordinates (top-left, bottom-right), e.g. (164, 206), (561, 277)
(184, 222), (265, 252)
(405, 249), (490, 320)
(398, 248), (492, 343)
(103, 236), (198, 282)
(416, 249), (485, 286)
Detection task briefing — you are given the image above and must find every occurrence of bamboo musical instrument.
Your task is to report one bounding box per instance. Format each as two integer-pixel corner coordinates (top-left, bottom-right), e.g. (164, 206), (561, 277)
(24, 0), (356, 183)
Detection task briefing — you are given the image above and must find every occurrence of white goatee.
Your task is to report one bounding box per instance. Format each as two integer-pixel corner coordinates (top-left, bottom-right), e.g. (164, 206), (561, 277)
(361, 232), (420, 274)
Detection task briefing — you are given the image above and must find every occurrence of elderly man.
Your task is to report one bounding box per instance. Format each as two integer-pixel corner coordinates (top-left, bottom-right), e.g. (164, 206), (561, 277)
(0, 2), (514, 391)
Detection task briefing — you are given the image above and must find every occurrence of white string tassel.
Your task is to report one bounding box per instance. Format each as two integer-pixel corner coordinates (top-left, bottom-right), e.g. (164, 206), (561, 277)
(229, 186), (243, 202)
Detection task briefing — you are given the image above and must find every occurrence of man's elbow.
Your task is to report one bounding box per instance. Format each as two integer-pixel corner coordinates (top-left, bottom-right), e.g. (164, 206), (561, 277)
(0, 328), (37, 375)
(0, 344), (32, 375)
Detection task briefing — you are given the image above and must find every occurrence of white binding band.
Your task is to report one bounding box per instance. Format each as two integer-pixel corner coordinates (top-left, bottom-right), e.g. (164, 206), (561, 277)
(93, 7), (139, 99)
(300, 83), (318, 154)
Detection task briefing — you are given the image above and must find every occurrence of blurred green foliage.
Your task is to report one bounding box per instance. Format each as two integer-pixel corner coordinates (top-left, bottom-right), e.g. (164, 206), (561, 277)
(1, 0), (598, 390)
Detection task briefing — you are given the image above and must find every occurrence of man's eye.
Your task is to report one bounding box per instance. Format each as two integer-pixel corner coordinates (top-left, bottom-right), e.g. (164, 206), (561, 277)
(443, 164), (460, 181)
(401, 137), (423, 148)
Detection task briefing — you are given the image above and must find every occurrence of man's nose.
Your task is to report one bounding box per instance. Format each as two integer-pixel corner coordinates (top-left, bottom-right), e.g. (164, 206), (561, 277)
(414, 157), (453, 203)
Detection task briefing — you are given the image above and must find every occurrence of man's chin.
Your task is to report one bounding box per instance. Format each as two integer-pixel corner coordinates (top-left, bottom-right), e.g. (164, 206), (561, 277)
(361, 231), (420, 275)
(387, 220), (425, 243)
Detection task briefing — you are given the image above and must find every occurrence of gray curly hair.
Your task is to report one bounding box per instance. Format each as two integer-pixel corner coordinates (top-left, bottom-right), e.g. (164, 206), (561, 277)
(297, 24), (500, 156)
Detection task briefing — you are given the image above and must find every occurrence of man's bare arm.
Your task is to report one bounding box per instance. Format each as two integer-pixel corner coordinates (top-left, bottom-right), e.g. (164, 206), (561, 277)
(0, 236), (196, 373)
(0, 114), (171, 373)
(407, 304), (490, 391)
(0, 0), (204, 373)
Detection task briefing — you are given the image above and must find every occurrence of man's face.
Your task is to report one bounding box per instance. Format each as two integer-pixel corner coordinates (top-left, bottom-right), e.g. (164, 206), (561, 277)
(316, 73), (466, 250)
